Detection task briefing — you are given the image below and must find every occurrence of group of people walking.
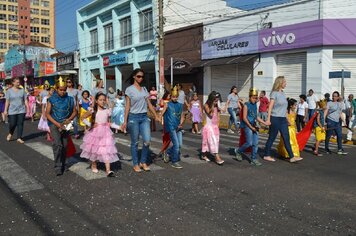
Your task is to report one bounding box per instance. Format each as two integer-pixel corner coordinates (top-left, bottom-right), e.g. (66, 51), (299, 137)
(2, 70), (354, 177)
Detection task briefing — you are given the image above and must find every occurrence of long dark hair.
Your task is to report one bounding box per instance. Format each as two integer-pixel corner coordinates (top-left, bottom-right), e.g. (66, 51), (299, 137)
(126, 68), (145, 85)
(206, 91), (218, 110)
(90, 92), (107, 130)
(230, 86), (237, 94)
(287, 98), (297, 114)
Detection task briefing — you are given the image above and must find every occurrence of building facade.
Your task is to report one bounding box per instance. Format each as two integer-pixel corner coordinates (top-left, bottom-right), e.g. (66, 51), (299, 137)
(201, 0), (356, 101)
(0, 0), (55, 62)
(77, 0), (157, 92)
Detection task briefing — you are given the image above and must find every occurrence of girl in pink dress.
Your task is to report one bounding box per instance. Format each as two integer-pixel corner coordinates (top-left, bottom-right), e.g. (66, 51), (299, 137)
(26, 89), (38, 121)
(38, 87), (54, 141)
(190, 92), (203, 134)
(80, 93), (119, 177)
(201, 91), (224, 165)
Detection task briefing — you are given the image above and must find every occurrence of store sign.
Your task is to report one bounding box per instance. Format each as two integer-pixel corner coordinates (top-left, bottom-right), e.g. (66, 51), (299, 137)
(173, 60), (191, 69)
(39, 62), (56, 77)
(103, 53), (128, 67)
(202, 32), (258, 60)
(12, 61), (33, 78)
(57, 53), (74, 71)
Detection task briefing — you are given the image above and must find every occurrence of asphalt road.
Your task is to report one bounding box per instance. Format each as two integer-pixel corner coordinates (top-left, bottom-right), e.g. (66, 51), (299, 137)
(0, 120), (355, 235)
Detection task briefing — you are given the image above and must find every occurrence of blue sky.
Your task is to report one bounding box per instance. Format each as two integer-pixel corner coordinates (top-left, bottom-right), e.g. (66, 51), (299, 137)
(55, 0), (291, 53)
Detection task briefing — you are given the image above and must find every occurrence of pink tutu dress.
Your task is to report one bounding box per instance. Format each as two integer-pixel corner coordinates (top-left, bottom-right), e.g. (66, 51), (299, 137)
(201, 107), (220, 154)
(26, 95), (37, 118)
(38, 96), (50, 132)
(190, 100), (202, 123)
(80, 108), (119, 163)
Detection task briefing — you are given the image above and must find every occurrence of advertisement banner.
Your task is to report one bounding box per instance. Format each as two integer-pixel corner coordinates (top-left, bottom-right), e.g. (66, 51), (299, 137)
(103, 53), (128, 67)
(201, 32), (258, 60)
(12, 61), (33, 78)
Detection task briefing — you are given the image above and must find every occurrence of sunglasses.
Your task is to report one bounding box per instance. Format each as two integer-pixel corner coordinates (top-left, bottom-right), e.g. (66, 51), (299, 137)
(136, 75), (144, 78)
(66, 81), (72, 83)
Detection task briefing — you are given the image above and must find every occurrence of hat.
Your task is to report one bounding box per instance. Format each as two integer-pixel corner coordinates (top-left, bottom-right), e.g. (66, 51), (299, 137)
(318, 99), (327, 108)
(171, 86), (178, 97)
(56, 76), (67, 87)
(249, 87), (258, 96)
(44, 80), (50, 86)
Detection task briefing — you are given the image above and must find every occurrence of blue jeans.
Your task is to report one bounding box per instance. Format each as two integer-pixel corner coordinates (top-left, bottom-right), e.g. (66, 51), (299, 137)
(73, 116), (78, 135)
(259, 112), (268, 122)
(167, 130), (183, 163)
(238, 127), (259, 160)
(228, 107), (240, 130)
(127, 113), (151, 166)
(308, 109), (315, 121)
(8, 113), (26, 139)
(264, 116), (294, 158)
(325, 119), (343, 151)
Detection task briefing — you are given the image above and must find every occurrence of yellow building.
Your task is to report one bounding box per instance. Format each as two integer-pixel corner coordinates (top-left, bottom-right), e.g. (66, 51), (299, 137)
(0, 0), (55, 62)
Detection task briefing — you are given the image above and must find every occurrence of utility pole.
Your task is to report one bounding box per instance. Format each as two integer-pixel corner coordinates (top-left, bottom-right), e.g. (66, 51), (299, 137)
(158, 0), (165, 95)
(19, 30), (28, 90)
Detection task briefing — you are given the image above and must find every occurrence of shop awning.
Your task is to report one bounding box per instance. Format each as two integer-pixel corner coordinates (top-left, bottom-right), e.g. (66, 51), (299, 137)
(46, 70), (78, 77)
(199, 54), (259, 67)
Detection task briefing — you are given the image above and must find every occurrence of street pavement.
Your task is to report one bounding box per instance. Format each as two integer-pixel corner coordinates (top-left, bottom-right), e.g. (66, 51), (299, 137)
(0, 120), (355, 235)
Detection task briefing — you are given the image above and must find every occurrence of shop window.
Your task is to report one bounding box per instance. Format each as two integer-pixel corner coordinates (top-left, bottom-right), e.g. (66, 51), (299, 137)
(90, 29), (98, 54)
(139, 9), (153, 42)
(104, 24), (114, 51)
(120, 17), (132, 47)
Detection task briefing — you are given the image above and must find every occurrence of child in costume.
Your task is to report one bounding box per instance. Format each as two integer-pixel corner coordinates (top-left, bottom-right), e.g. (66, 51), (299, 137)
(46, 77), (77, 176)
(201, 91), (224, 165)
(161, 86), (185, 169)
(26, 88), (38, 121)
(234, 88), (267, 166)
(190, 92), (203, 134)
(313, 99), (327, 156)
(111, 90), (126, 133)
(80, 92), (119, 177)
(38, 86), (54, 141)
(277, 98), (301, 158)
(0, 90), (6, 122)
(78, 90), (91, 132)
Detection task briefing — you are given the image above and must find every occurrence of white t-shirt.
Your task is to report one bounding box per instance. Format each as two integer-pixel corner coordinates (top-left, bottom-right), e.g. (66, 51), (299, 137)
(297, 102), (309, 116)
(306, 94), (318, 109)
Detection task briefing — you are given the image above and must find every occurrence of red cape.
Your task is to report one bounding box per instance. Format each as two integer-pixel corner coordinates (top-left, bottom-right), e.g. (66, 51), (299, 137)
(66, 136), (76, 158)
(296, 112), (318, 151)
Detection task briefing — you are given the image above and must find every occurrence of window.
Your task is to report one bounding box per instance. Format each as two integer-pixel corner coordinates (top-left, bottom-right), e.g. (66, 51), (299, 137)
(31, 0), (39, 5)
(8, 15), (18, 22)
(30, 26), (39, 33)
(41, 27), (49, 34)
(104, 24), (113, 51)
(8, 33), (18, 40)
(0, 23), (7, 30)
(8, 24), (17, 31)
(0, 4), (6, 10)
(41, 0), (49, 7)
(0, 33), (6, 39)
(31, 17), (39, 24)
(0, 43), (7, 49)
(120, 17), (132, 47)
(8, 5), (17, 12)
(30, 35), (39, 42)
(0, 14), (6, 20)
(41, 19), (50, 25)
(90, 29), (98, 54)
(41, 36), (50, 43)
(41, 10), (49, 16)
(8, 0), (18, 2)
(139, 9), (153, 42)
(31, 8), (39, 15)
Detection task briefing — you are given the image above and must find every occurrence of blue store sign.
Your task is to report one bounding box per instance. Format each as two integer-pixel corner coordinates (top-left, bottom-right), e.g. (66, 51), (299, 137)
(103, 53), (128, 67)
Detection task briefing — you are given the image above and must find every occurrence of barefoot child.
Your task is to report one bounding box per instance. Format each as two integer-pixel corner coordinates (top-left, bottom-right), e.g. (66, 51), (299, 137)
(234, 88), (267, 166)
(80, 92), (119, 177)
(161, 86), (185, 169)
(190, 92), (203, 134)
(313, 99), (327, 156)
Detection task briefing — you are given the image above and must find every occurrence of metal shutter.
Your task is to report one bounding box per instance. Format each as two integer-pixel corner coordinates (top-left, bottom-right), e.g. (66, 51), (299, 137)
(237, 60), (253, 100)
(211, 64), (237, 102)
(332, 52), (356, 96)
(277, 52), (307, 99)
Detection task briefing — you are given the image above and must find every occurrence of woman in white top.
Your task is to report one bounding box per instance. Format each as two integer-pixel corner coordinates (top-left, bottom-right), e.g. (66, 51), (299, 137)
(296, 94), (308, 132)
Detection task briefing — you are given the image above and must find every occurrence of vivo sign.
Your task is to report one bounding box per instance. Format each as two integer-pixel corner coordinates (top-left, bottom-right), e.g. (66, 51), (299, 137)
(262, 31), (296, 47)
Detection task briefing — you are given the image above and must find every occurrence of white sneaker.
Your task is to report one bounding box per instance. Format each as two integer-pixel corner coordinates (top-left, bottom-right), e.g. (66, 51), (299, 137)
(227, 129), (235, 134)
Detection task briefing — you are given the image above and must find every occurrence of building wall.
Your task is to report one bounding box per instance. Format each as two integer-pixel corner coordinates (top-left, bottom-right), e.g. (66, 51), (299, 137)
(77, 0), (156, 91)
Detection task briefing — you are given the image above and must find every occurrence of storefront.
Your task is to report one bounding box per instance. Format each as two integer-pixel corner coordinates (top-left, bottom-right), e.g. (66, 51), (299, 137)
(202, 19), (356, 100)
(56, 52), (79, 85)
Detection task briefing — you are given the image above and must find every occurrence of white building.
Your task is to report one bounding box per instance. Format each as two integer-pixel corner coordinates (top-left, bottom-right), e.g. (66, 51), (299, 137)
(201, 0), (356, 101)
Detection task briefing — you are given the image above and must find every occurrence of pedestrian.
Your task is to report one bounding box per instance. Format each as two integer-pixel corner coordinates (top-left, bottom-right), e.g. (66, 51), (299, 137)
(149, 86), (158, 108)
(324, 91), (348, 155)
(258, 90), (269, 122)
(306, 89), (318, 120)
(4, 78), (29, 144)
(190, 92), (203, 134)
(225, 86), (242, 134)
(277, 98), (301, 158)
(324, 93), (331, 102)
(38, 86), (55, 141)
(346, 94), (356, 142)
(234, 88), (267, 166)
(78, 90), (92, 132)
(0, 89), (6, 123)
(122, 68), (159, 173)
(263, 76), (303, 163)
(91, 78), (107, 99)
(296, 94), (308, 132)
(111, 89), (126, 134)
(77, 84), (83, 101)
(66, 77), (80, 139)
(80, 92), (119, 177)
(201, 91), (224, 165)
(39, 80), (50, 105)
(161, 86), (185, 169)
(107, 87), (116, 108)
(343, 94), (353, 127)
(26, 88), (38, 122)
(312, 99), (327, 156)
(46, 77), (77, 176)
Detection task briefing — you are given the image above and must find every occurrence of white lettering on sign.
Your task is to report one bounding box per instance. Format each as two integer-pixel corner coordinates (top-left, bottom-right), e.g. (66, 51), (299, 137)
(262, 31), (296, 47)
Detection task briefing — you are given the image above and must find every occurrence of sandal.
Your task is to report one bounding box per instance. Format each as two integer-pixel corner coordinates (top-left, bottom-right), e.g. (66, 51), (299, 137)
(6, 134), (12, 141)
(107, 171), (115, 177)
(215, 155), (224, 165)
(140, 163), (151, 172)
(313, 151), (323, 157)
(16, 138), (25, 144)
(133, 166), (142, 173)
(201, 156), (211, 162)
(263, 156), (276, 162)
